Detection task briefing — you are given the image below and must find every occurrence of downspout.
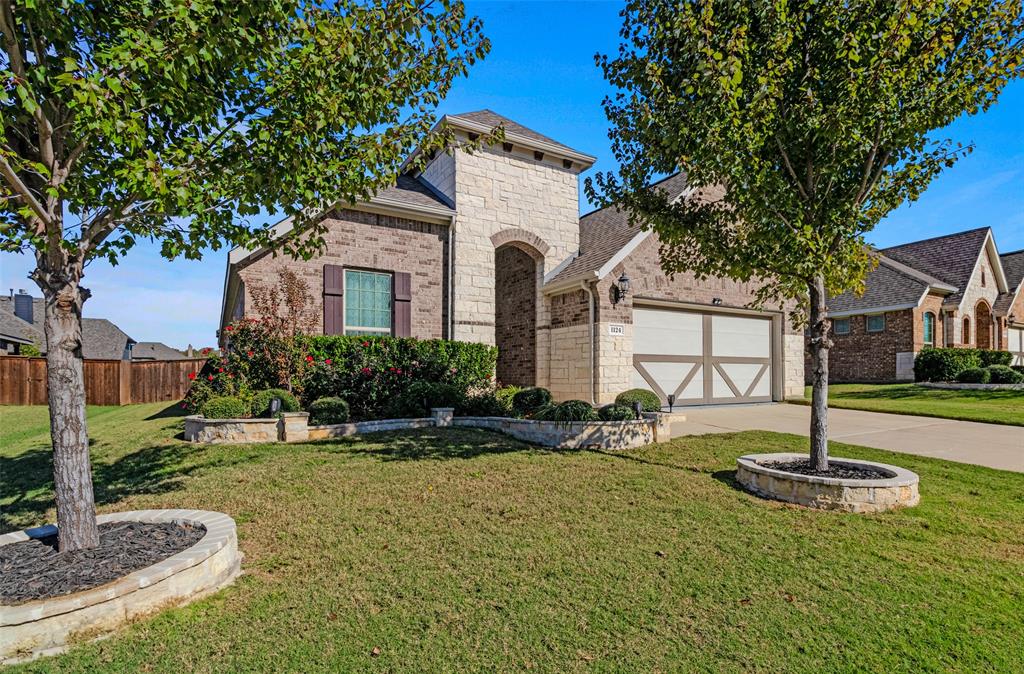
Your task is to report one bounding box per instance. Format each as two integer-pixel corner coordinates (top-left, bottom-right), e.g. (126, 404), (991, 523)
(448, 215), (456, 340)
(587, 280), (598, 405)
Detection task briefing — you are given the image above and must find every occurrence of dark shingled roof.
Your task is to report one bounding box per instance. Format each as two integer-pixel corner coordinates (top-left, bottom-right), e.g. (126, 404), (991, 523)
(548, 173), (690, 285)
(375, 173), (453, 211)
(994, 250), (1024, 315)
(450, 109), (589, 158)
(132, 341), (189, 361)
(827, 258), (931, 315)
(0, 308), (39, 345)
(881, 227), (991, 305)
(0, 295), (135, 359)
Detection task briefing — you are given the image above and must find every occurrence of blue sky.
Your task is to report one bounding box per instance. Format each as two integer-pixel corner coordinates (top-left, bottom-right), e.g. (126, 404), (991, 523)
(2, 0), (1022, 348)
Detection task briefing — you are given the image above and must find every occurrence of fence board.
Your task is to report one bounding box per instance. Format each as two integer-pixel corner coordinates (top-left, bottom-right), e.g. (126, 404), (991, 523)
(0, 357), (205, 406)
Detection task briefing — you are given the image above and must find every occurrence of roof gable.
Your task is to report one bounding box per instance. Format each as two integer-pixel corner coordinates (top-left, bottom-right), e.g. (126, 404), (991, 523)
(881, 227), (996, 305)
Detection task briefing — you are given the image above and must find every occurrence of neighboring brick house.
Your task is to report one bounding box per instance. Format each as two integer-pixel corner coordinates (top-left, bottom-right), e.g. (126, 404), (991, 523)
(0, 290), (138, 359)
(220, 110), (805, 406)
(821, 228), (1023, 382)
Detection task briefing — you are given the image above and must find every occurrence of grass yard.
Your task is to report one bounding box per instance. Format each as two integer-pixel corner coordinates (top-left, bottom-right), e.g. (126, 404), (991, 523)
(795, 383), (1024, 426)
(2, 403), (1024, 672)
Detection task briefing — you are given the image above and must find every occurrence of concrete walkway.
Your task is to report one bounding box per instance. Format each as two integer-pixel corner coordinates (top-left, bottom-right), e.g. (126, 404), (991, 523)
(672, 403), (1024, 473)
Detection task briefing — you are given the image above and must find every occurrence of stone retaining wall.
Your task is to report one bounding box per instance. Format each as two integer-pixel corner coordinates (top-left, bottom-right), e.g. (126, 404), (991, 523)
(735, 452), (920, 513)
(185, 408), (679, 451)
(918, 381), (1024, 391)
(1, 510), (241, 664)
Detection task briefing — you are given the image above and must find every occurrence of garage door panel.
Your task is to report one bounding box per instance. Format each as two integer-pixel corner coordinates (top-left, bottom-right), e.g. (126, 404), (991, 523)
(634, 309), (702, 355)
(1011, 328), (1024, 366)
(632, 306), (775, 405)
(712, 315), (771, 358)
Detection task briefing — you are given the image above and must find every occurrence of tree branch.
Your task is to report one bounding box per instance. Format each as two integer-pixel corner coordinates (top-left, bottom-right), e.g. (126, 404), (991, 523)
(775, 137), (809, 201)
(0, 153), (51, 230)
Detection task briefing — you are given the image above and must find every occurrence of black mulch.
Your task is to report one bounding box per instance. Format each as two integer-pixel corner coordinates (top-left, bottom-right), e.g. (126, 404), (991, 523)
(0, 521), (206, 605)
(763, 459), (891, 480)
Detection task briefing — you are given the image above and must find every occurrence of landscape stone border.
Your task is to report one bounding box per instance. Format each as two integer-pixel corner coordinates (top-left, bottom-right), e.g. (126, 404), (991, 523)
(918, 382), (1024, 391)
(1, 509), (242, 664)
(185, 408), (683, 450)
(735, 452), (920, 513)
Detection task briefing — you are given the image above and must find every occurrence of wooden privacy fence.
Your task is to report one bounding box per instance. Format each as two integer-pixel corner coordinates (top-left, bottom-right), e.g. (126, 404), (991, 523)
(0, 357), (206, 406)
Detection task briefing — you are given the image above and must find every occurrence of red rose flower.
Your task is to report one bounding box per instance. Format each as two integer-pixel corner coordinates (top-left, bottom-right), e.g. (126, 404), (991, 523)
(188, 372), (196, 380)
(362, 341), (370, 347)
(395, 368), (402, 375)
(306, 355), (314, 362)
(361, 367), (371, 375)
(207, 375), (214, 381)
(218, 367), (224, 373)
(325, 358), (332, 365)
(225, 325), (233, 331)
(247, 351), (254, 357)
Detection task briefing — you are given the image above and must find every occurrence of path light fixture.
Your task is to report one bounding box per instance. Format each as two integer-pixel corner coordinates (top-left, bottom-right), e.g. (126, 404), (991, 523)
(269, 397), (282, 417)
(613, 272), (632, 305)
(666, 394), (675, 412)
(632, 401), (643, 420)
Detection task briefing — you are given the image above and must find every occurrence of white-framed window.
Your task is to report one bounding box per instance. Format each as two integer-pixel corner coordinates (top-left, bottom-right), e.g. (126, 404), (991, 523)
(923, 312), (935, 346)
(344, 269), (392, 336)
(834, 318), (851, 335)
(866, 314), (886, 333)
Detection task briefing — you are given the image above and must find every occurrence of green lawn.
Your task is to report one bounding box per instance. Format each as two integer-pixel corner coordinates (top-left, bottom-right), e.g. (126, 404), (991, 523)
(793, 383), (1024, 426)
(3, 403), (1024, 673)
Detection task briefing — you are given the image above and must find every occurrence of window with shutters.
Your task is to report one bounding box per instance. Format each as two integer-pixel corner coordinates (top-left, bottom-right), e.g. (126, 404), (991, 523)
(344, 270), (392, 336)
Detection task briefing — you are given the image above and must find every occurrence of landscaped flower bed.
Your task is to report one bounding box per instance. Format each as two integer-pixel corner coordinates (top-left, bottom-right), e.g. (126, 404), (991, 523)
(914, 347), (1024, 388)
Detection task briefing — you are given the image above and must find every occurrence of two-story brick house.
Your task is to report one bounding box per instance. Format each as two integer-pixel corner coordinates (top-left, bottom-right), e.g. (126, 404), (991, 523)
(822, 228), (1024, 382)
(220, 110), (806, 406)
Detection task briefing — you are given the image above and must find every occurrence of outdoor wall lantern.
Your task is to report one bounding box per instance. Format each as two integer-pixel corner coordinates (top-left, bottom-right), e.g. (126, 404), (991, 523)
(712, 297), (723, 306)
(613, 272), (632, 304)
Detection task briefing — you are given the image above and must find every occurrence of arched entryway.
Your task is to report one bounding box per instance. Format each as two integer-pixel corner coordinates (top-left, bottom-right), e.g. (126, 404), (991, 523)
(494, 243), (540, 387)
(975, 300), (992, 349)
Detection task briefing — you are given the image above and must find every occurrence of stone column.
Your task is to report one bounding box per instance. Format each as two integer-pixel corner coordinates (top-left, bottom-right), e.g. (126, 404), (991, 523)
(432, 407), (454, 427)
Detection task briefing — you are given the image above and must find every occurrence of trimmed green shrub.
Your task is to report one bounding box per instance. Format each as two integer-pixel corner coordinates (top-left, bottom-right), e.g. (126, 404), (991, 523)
(914, 348), (982, 382)
(494, 385), (522, 412)
(308, 397), (350, 425)
(978, 349), (1013, 367)
(299, 335), (496, 420)
(533, 400), (599, 423)
(458, 391), (510, 417)
(599, 404), (637, 421)
(615, 388), (662, 412)
(388, 381), (465, 418)
(250, 388), (300, 418)
(199, 396), (249, 419)
(987, 365), (1024, 384)
(956, 367), (991, 384)
(1013, 365), (1024, 375)
(512, 387), (553, 417)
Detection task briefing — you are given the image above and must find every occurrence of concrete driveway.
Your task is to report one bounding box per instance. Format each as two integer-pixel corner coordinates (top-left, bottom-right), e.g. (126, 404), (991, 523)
(672, 403), (1024, 473)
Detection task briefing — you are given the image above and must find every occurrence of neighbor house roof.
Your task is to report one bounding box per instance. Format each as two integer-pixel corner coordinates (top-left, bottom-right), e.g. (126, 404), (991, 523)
(994, 249), (1024, 316)
(545, 173), (691, 290)
(81, 319), (136, 360)
(881, 227), (1006, 306)
(827, 257), (936, 317)
(132, 341), (189, 361)
(0, 308), (40, 346)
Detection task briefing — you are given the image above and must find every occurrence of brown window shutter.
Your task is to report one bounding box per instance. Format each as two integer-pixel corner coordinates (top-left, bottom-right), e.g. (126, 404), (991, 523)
(393, 271), (412, 337)
(324, 265), (344, 335)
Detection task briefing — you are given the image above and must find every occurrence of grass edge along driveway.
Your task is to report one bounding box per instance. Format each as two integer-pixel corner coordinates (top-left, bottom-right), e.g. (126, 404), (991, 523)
(792, 383), (1024, 426)
(2, 402), (1024, 673)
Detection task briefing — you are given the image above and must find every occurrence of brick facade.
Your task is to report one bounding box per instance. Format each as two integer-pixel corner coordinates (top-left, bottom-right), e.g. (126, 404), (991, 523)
(236, 208), (448, 340)
(495, 245), (538, 387)
(823, 310), (915, 383)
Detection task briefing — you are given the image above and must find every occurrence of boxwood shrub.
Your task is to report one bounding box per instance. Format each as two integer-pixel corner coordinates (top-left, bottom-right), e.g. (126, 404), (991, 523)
(388, 381), (465, 419)
(615, 388), (661, 412)
(458, 391), (510, 417)
(511, 387), (553, 417)
(308, 397), (350, 425)
(987, 365), (1024, 384)
(599, 404), (636, 421)
(978, 349), (1013, 367)
(533, 400), (599, 423)
(914, 348), (982, 382)
(199, 396), (249, 419)
(956, 367), (991, 384)
(250, 388), (300, 418)
(301, 336), (496, 420)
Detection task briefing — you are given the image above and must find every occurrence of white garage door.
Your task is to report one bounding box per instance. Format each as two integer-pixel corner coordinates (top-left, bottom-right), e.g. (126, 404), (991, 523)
(632, 307), (774, 405)
(1010, 327), (1024, 367)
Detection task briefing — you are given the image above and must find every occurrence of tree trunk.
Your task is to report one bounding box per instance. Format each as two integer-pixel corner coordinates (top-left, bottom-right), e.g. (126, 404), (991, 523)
(40, 278), (99, 552)
(808, 274), (831, 471)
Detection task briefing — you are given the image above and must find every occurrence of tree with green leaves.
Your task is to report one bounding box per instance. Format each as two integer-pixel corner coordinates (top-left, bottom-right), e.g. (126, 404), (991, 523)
(0, 0), (487, 551)
(590, 0), (1023, 470)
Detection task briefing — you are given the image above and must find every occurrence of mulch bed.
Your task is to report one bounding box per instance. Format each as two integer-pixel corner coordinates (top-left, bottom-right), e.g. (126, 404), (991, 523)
(763, 459), (891, 480)
(0, 521), (206, 605)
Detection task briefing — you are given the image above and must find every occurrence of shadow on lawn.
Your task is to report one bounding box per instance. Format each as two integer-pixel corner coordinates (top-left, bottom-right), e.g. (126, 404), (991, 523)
(0, 442), (248, 532)
(311, 428), (548, 462)
(832, 386), (1022, 403)
(144, 401), (191, 420)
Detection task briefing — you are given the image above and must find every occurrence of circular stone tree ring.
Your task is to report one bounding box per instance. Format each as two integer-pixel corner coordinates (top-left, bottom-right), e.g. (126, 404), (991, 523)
(736, 452), (920, 513)
(1, 509), (242, 664)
